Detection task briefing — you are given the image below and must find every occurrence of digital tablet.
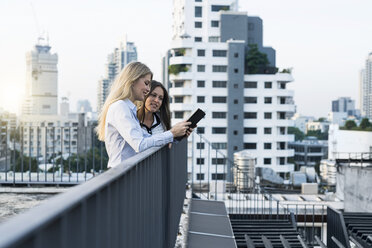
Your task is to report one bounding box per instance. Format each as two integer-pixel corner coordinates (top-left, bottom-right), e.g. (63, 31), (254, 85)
(175, 108), (205, 141)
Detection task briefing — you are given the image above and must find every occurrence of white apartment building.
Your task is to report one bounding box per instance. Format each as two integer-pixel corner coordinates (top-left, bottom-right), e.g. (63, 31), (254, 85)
(166, 0), (295, 182)
(291, 114), (316, 133)
(22, 37), (58, 116)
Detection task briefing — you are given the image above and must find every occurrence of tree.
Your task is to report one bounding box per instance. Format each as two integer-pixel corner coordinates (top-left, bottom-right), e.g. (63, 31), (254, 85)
(359, 118), (372, 130)
(306, 130), (328, 140)
(344, 120), (357, 130)
(168, 64), (188, 75)
(288, 127), (305, 141)
(245, 44), (270, 74)
(318, 117), (326, 122)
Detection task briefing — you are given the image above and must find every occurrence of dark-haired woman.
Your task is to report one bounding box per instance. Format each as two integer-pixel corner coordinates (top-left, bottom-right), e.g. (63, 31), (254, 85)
(137, 80), (171, 135)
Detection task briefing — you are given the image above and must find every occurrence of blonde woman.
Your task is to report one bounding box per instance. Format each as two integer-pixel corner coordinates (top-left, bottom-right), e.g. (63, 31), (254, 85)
(96, 62), (190, 168)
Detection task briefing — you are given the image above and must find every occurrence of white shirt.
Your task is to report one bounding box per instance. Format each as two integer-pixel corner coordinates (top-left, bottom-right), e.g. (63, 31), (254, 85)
(141, 113), (165, 135)
(105, 99), (173, 168)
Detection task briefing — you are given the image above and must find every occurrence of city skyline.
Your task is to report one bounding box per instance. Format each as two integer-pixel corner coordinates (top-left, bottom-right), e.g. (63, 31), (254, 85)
(0, 0), (371, 117)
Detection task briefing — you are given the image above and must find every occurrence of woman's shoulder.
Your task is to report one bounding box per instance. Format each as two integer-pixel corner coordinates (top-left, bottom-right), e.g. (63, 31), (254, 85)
(107, 100), (132, 117)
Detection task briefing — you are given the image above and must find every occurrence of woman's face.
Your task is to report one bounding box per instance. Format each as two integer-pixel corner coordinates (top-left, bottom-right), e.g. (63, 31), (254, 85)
(132, 74), (151, 101)
(145, 86), (164, 113)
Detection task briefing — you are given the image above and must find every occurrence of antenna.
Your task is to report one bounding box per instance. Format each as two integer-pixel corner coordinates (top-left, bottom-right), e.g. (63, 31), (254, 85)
(30, 2), (41, 41)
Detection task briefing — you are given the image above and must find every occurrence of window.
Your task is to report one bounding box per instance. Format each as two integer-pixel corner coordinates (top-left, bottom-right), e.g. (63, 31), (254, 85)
(211, 173), (226, 180)
(212, 127), (226, 134)
(264, 143), (272, 150)
(233, 130), (238, 135)
(279, 157), (286, 165)
(264, 128), (272, 134)
(197, 65), (205, 72)
(195, 22), (202, 28)
(244, 81), (257, 88)
(234, 53), (239, 58)
(279, 82), (286, 89)
(212, 112), (226, 118)
(244, 143), (257, 149)
(211, 20), (219, 27)
(195, 6), (202, 17)
(195, 0), (202, 2)
(211, 5), (229, 11)
(212, 65), (227, 72)
(234, 84), (238, 88)
(233, 115), (238, 120)
(197, 96), (205, 103)
(264, 112), (272, 119)
(265, 81), (272, 88)
(212, 96), (227, 103)
(264, 97), (272, 104)
(244, 112), (257, 119)
(234, 68), (239, 73)
(244, 128), (257, 134)
(197, 80), (205, 87)
(197, 142), (205, 149)
(208, 36), (219, 42)
(195, 37), (202, 42)
(174, 96), (183, 103)
(197, 49), (205, 56)
(212, 143), (227, 149)
(196, 158), (204, 165)
(234, 99), (238, 104)
(212, 50), (227, 57)
(196, 173), (204, 180)
(175, 82), (183, 87)
(42, 105), (51, 109)
(248, 23), (254, 31)
(212, 81), (227, 88)
(212, 158), (225, 164)
(264, 158), (271, 165)
(278, 112), (286, 119)
(197, 127), (205, 134)
(245, 97), (257, 104)
(174, 111), (184, 119)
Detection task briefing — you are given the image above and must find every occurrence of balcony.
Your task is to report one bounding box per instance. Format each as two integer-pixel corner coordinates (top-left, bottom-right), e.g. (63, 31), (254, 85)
(169, 87), (193, 96)
(169, 56), (193, 65)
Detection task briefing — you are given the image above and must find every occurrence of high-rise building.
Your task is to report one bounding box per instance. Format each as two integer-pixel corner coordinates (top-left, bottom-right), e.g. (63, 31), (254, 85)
(360, 53), (372, 119)
(165, 0), (295, 183)
(331, 97), (357, 116)
(22, 37), (58, 115)
(96, 37), (137, 112)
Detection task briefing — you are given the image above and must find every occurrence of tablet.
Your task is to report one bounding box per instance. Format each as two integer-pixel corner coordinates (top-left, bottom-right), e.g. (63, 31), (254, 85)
(187, 108), (206, 128)
(175, 108), (205, 141)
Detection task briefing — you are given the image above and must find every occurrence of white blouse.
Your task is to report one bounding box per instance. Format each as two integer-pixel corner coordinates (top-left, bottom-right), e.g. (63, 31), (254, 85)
(105, 99), (173, 168)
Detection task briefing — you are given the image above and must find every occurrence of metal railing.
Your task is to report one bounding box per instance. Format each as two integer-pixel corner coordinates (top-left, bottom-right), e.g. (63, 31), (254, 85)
(0, 124), (108, 185)
(191, 131), (328, 245)
(0, 139), (187, 248)
(327, 207), (351, 248)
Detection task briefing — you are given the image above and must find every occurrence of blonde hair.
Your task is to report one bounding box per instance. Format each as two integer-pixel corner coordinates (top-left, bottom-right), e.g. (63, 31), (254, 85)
(96, 62), (152, 141)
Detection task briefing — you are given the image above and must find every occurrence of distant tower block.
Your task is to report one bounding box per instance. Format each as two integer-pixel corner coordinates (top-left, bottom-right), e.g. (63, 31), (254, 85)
(22, 35), (58, 115)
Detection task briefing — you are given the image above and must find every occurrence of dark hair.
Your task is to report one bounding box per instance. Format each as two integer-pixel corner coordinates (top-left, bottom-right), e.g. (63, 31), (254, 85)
(137, 80), (171, 130)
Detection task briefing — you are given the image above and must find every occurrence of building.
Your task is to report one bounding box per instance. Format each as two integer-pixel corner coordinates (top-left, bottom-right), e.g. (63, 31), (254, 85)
(288, 137), (328, 169)
(305, 121), (329, 134)
(20, 39), (92, 161)
(328, 124), (372, 160)
(291, 113), (315, 133)
(76, 99), (92, 113)
(21, 37), (58, 116)
(360, 52), (372, 119)
(166, 0), (295, 183)
(96, 37), (137, 112)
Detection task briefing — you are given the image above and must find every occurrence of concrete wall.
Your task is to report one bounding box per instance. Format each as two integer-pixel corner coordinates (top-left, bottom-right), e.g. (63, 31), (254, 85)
(337, 166), (372, 212)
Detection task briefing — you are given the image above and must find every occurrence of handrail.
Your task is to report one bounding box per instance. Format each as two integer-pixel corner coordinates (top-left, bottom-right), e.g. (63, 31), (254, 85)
(0, 140), (188, 248)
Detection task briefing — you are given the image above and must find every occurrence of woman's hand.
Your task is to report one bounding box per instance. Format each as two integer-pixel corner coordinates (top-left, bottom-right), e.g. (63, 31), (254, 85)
(185, 127), (195, 137)
(170, 121), (191, 137)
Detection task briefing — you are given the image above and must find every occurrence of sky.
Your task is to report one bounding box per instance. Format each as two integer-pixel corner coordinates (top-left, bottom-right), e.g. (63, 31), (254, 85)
(0, 0), (371, 118)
